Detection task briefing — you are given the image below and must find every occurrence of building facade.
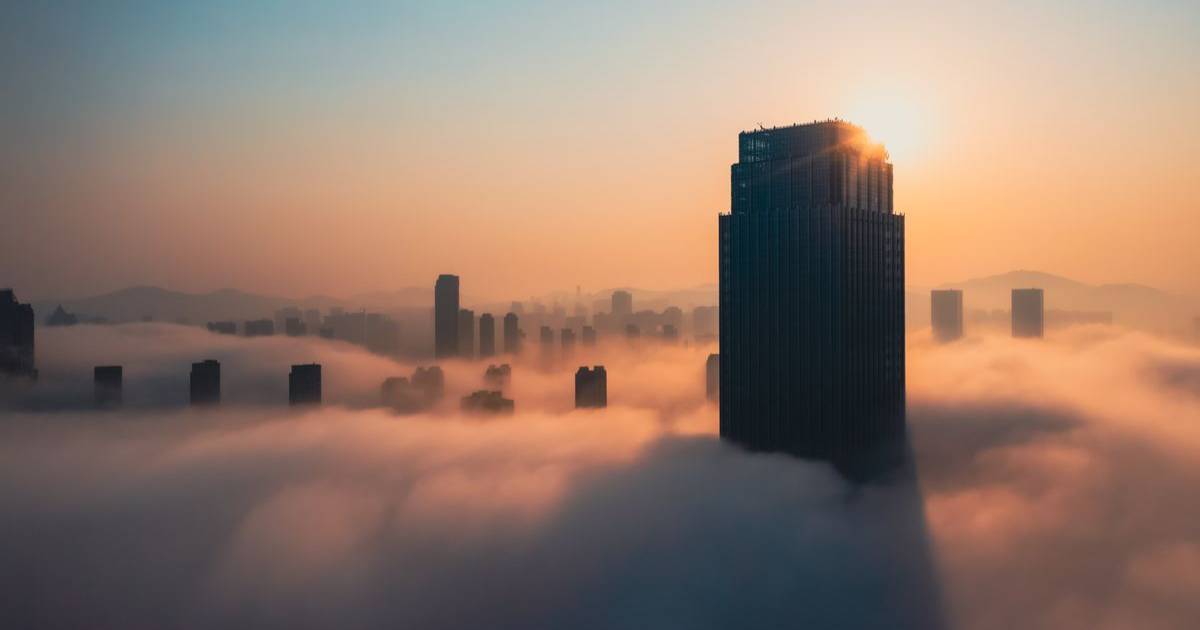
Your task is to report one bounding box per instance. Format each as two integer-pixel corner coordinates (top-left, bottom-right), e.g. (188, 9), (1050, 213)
(289, 363), (322, 405)
(718, 120), (906, 464)
(434, 275), (460, 359)
(479, 313), (496, 358)
(457, 309), (475, 358)
(190, 359), (221, 405)
(0, 289), (36, 379)
(1012, 288), (1045, 338)
(575, 366), (608, 408)
(503, 312), (521, 354)
(931, 290), (964, 342)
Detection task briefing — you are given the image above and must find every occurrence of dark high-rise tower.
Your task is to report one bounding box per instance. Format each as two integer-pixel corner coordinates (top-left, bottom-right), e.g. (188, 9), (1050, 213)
(503, 312), (521, 354)
(94, 365), (123, 407)
(719, 120), (905, 464)
(478, 313), (496, 358)
(457, 309), (475, 359)
(434, 275), (460, 359)
(1012, 288), (1044, 338)
(930, 290), (964, 342)
(190, 359), (221, 405)
(0, 289), (37, 379)
(575, 366), (607, 408)
(289, 364), (322, 405)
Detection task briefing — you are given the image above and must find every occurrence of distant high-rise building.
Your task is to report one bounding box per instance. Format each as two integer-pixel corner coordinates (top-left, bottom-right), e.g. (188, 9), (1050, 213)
(719, 120), (905, 464)
(461, 390), (514, 414)
(365, 313), (400, 356)
(661, 324), (679, 342)
(284, 317), (307, 337)
(274, 307), (301, 333)
(0, 289), (37, 380)
(412, 365), (445, 404)
(381, 377), (424, 413)
(611, 290), (633, 318)
(931, 290), (964, 342)
(244, 319), (274, 337)
(561, 328), (576, 355)
(94, 365), (122, 407)
(581, 325), (596, 346)
(575, 366), (608, 408)
(458, 309), (475, 358)
(190, 359), (220, 405)
(303, 309), (321, 331)
(435, 275), (460, 359)
(624, 324), (640, 339)
(289, 364), (322, 405)
(207, 321), (236, 335)
(692, 306), (718, 342)
(503, 312), (521, 354)
(479, 313), (496, 358)
(540, 326), (554, 345)
(706, 353), (719, 402)
(1012, 289), (1045, 338)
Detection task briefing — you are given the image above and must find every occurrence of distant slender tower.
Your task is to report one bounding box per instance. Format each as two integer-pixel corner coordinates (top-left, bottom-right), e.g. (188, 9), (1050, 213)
(434, 275), (460, 359)
(611, 290), (632, 319)
(94, 365), (123, 407)
(289, 364), (322, 405)
(575, 366), (608, 408)
(561, 328), (576, 356)
(458, 309), (475, 359)
(503, 312), (521, 354)
(706, 353), (719, 402)
(1012, 288), (1045, 338)
(719, 120), (905, 465)
(930, 290), (964, 342)
(190, 359), (221, 405)
(478, 313), (496, 358)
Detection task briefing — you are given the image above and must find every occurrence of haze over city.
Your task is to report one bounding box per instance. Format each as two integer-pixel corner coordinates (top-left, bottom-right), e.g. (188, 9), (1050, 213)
(2, 3), (1199, 630)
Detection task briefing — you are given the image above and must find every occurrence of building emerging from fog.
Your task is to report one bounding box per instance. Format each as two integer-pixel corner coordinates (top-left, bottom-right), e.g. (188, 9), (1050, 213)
(0, 289), (37, 380)
(503, 312), (521, 354)
(190, 359), (221, 405)
(478, 313), (495, 358)
(94, 365), (122, 407)
(575, 366), (607, 408)
(1012, 288), (1045, 338)
(458, 309), (475, 359)
(718, 120), (905, 464)
(931, 290), (964, 342)
(289, 364), (322, 405)
(434, 275), (460, 359)
(706, 353), (719, 402)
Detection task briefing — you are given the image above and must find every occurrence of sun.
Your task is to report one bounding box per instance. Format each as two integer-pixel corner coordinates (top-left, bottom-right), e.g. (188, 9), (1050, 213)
(846, 96), (930, 165)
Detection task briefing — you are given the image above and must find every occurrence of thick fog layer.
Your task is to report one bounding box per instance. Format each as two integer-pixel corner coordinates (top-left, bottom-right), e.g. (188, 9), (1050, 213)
(1, 324), (1198, 629)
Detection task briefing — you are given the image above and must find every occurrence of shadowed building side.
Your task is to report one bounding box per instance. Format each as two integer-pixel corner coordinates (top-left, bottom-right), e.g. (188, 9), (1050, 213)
(0, 289), (37, 380)
(479, 313), (495, 358)
(94, 365), (122, 407)
(289, 363), (322, 405)
(719, 120), (905, 468)
(189, 359), (220, 405)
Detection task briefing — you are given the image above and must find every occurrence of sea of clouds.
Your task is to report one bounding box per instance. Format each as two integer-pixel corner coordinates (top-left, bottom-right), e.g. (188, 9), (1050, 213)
(1, 323), (1198, 629)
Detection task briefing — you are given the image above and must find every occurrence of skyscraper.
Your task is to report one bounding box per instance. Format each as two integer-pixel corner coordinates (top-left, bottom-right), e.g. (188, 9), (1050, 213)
(434, 275), (460, 359)
(190, 359), (221, 405)
(611, 290), (632, 319)
(458, 309), (475, 359)
(289, 364), (322, 405)
(479, 313), (496, 358)
(1012, 288), (1045, 338)
(930, 290), (964, 342)
(0, 289), (36, 379)
(94, 365), (123, 407)
(561, 328), (576, 355)
(503, 312), (521, 354)
(581, 325), (597, 346)
(575, 366), (607, 408)
(719, 120), (905, 464)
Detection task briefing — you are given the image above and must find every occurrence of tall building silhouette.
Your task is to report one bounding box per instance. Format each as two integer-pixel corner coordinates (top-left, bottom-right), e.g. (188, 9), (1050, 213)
(289, 364), (322, 405)
(575, 366), (607, 408)
(561, 328), (576, 355)
(190, 359), (221, 405)
(611, 290), (632, 319)
(718, 120), (905, 463)
(457, 309), (475, 359)
(1012, 288), (1045, 338)
(434, 274), (460, 359)
(94, 365), (122, 407)
(706, 353), (720, 402)
(581, 325), (596, 346)
(930, 290), (964, 342)
(0, 289), (37, 379)
(503, 312), (521, 354)
(479, 313), (496, 358)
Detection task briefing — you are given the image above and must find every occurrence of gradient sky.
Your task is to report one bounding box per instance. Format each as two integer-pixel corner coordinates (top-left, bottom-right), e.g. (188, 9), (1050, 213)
(2, 1), (1198, 302)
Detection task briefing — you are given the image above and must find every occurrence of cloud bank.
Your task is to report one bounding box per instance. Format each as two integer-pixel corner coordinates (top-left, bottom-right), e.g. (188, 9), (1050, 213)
(1, 324), (1198, 629)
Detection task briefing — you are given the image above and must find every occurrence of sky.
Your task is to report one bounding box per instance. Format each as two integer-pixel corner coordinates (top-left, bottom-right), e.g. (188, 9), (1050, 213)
(2, 1), (1199, 301)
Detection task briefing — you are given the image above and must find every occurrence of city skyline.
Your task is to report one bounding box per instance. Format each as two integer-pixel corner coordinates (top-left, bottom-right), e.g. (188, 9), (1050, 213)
(3, 3), (1198, 302)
